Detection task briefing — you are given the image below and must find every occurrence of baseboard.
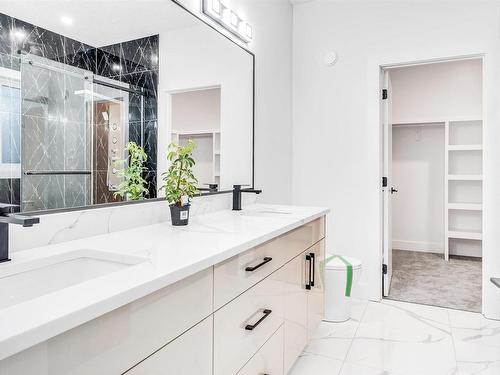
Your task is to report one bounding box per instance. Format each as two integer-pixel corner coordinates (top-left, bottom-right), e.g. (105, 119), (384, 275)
(392, 240), (443, 253)
(392, 239), (482, 258)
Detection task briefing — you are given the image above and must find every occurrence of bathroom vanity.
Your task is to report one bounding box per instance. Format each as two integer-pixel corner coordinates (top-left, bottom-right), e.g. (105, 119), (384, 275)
(0, 205), (328, 374)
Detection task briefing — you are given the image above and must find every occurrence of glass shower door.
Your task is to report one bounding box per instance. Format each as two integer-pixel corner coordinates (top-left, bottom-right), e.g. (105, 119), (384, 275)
(20, 55), (93, 211)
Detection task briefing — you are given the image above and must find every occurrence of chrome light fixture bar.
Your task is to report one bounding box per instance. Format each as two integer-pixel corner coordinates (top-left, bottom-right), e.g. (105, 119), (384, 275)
(202, 0), (253, 43)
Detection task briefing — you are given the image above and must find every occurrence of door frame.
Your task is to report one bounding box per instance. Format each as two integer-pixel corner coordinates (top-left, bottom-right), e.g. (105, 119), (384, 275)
(378, 53), (485, 300)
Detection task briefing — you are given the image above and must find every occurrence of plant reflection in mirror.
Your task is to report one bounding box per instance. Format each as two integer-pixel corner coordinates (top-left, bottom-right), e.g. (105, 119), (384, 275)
(114, 141), (149, 201)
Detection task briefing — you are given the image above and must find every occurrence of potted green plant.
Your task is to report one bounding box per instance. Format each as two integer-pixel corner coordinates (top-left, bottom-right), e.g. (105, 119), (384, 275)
(114, 141), (149, 201)
(161, 140), (198, 226)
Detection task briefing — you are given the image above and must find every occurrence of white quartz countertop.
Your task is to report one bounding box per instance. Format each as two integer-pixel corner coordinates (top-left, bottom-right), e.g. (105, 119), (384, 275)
(0, 204), (328, 360)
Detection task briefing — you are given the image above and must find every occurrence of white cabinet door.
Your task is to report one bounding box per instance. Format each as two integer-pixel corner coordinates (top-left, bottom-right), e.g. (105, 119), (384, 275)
(237, 326), (284, 375)
(125, 316), (213, 375)
(306, 239), (325, 339)
(280, 254), (308, 374)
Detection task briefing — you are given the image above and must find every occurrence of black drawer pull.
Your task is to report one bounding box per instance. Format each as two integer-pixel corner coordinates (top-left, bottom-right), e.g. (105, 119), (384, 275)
(245, 257), (272, 272)
(245, 309), (272, 331)
(306, 254), (312, 290)
(310, 252), (316, 287)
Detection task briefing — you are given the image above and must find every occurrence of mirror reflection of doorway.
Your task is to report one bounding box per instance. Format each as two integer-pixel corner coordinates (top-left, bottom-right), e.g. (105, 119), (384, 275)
(382, 58), (483, 313)
(170, 87), (221, 190)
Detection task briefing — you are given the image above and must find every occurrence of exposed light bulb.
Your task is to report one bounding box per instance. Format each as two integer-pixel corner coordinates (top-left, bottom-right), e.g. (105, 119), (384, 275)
(211, 0), (221, 16)
(230, 11), (240, 29)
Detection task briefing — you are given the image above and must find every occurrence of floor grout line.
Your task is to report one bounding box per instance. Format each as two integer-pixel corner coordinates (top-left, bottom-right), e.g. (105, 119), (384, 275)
(447, 309), (461, 375)
(337, 300), (370, 374)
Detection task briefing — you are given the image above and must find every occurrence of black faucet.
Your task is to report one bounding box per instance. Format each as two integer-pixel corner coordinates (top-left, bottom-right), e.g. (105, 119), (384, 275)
(232, 185), (262, 211)
(0, 204), (40, 263)
(198, 183), (219, 193)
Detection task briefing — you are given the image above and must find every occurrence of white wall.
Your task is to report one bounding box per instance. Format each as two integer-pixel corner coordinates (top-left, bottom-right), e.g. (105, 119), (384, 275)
(292, 0), (500, 318)
(177, 0), (293, 203)
(391, 59), (483, 123)
(392, 125), (445, 253)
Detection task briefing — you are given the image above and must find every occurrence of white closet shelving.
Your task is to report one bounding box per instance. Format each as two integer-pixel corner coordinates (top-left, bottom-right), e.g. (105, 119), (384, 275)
(171, 130), (221, 185)
(445, 119), (483, 260)
(392, 117), (483, 261)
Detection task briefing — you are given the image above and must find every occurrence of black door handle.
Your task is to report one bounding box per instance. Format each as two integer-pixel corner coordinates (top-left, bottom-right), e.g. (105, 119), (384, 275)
(245, 309), (272, 331)
(310, 252), (315, 287)
(306, 254), (312, 290)
(245, 257), (272, 272)
(391, 187), (398, 194)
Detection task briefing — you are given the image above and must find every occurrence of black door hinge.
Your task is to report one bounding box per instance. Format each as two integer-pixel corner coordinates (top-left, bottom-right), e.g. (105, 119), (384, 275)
(382, 89), (388, 100)
(382, 264), (388, 275)
(382, 176), (388, 187)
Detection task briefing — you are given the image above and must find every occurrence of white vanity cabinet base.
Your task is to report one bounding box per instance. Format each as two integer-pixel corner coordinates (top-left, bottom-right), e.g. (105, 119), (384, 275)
(0, 214), (327, 375)
(0, 269), (213, 375)
(124, 316), (213, 375)
(237, 325), (284, 375)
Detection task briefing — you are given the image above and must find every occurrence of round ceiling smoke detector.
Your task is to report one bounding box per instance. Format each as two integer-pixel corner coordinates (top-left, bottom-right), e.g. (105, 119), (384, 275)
(324, 51), (338, 66)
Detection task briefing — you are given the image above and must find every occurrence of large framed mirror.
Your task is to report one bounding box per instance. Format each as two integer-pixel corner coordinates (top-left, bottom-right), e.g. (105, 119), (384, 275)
(0, 0), (254, 213)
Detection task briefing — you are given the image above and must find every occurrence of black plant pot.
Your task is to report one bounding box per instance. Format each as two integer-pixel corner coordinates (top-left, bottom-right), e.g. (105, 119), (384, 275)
(170, 204), (190, 226)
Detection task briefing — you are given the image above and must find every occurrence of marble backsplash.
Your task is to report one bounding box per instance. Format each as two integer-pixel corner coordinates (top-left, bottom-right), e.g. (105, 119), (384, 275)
(9, 193), (258, 253)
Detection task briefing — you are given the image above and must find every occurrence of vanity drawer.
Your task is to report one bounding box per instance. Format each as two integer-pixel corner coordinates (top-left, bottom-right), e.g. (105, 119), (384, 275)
(214, 272), (285, 375)
(125, 316), (213, 375)
(214, 216), (325, 309)
(0, 268), (213, 375)
(237, 325), (284, 375)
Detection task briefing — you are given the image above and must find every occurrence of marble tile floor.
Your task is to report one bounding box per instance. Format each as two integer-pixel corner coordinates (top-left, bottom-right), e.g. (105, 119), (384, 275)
(289, 299), (500, 375)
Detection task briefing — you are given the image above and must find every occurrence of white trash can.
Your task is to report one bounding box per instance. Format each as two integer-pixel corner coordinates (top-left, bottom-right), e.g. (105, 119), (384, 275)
(324, 254), (362, 322)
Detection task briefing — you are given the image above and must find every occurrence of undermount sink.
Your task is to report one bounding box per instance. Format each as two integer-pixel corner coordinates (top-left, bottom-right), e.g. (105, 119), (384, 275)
(0, 249), (147, 309)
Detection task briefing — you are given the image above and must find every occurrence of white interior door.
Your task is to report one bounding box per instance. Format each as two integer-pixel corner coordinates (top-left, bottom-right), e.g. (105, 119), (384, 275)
(382, 69), (393, 297)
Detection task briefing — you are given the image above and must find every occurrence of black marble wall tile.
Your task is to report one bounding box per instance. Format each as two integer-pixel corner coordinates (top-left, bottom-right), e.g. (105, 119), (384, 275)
(128, 121), (142, 146)
(96, 44), (122, 79)
(144, 120), (157, 171)
(120, 35), (159, 74)
(129, 92), (143, 123)
(0, 13), (14, 56)
(12, 18), (65, 62)
(0, 178), (20, 205)
(143, 171), (156, 199)
(64, 38), (95, 72)
(144, 94), (157, 121)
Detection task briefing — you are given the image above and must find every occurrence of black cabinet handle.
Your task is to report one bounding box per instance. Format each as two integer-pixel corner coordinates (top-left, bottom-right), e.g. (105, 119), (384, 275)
(310, 252), (316, 287)
(306, 254), (312, 290)
(245, 257), (272, 272)
(245, 309), (272, 331)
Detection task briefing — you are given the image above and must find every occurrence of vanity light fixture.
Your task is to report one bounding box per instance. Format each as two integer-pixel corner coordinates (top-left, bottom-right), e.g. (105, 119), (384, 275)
(230, 11), (240, 29)
(244, 23), (253, 40)
(211, 0), (222, 15)
(202, 0), (253, 43)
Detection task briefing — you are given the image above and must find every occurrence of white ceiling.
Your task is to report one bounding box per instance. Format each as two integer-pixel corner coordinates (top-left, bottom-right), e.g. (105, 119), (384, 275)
(0, 0), (199, 47)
